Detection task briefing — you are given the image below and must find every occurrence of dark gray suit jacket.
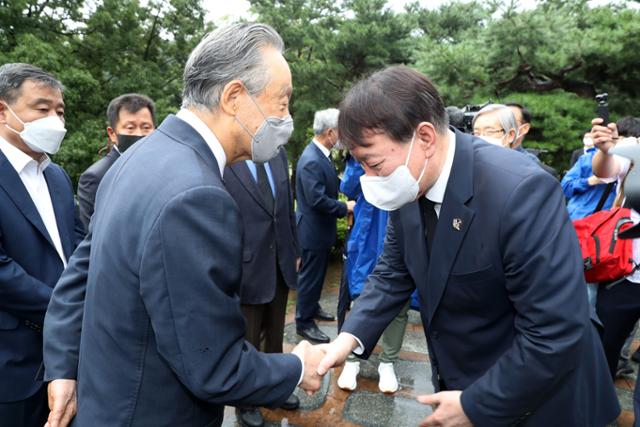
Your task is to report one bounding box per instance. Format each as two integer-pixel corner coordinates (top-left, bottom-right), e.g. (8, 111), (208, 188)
(77, 148), (120, 230)
(224, 150), (299, 304)
(342, 130), (619, 426)
(43, 115), (301, 426)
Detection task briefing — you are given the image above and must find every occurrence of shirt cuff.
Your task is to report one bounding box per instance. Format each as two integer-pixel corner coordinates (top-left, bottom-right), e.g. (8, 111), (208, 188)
(344, 333), (365, 355)
(293, 352), (304, 386)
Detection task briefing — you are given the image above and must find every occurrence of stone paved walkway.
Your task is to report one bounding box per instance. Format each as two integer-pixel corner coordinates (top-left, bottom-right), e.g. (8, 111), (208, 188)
(222, 261), (638, 427)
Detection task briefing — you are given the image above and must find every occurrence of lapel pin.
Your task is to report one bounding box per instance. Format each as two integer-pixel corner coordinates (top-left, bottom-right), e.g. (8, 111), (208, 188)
(452, 218), (463, 231)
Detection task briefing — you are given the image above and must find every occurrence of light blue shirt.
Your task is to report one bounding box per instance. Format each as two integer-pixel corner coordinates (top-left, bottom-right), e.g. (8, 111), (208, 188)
(245, 160), (276, 198)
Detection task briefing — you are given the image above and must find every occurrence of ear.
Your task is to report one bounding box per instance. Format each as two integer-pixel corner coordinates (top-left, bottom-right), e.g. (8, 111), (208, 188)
(415, 122), (438, 157)
(219, 80), (246, 116)
(520, 123), (531, 135)
(506, 128), (517, 146)
(0, 102), (7, 124)
(106, 127), (118, 144)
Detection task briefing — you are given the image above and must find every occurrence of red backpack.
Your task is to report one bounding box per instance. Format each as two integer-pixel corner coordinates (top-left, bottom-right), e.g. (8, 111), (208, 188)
(573, 207), (638, 283)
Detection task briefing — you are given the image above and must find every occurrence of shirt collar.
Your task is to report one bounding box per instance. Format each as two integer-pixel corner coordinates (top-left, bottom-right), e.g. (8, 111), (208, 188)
(0, 134), (50, 175)
(312, 138), (331, 158)
(425, 129), (456, 204)
(176, 108), (227, 177)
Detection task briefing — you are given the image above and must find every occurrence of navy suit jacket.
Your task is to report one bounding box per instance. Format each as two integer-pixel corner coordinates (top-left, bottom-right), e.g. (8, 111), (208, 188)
(0, 151), (83, 402)
(295, 141), (347, 250)
(43, 115), (301, 426)
(342, 130), (619, 426)
(77, 148), (120, 230)
(224, 150), (299, 304)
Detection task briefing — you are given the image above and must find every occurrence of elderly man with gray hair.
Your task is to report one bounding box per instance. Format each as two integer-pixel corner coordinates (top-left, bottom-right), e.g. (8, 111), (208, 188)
(295, 108), (355, 344)
(473, 103), (558, 177)
(42, 23), (325, 427)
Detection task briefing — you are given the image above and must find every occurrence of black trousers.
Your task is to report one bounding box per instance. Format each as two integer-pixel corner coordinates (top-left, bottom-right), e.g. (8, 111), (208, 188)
(240, 267), (290, 354)
(597, 280), (640, 377)
(295, 248), (330, 329)
(0, 386), (47, 427)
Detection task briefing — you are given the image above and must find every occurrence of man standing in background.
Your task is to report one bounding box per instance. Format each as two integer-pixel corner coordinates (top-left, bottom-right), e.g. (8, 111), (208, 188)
(224, 148), (301, 427)
(0, 63), (83, 427)
(77, 93), (155, 230)
(295, 108), (354, 344)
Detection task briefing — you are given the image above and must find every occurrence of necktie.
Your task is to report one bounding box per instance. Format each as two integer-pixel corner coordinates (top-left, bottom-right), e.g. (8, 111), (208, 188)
(420, 198), (438, 258)
(256, 163), (274, 213)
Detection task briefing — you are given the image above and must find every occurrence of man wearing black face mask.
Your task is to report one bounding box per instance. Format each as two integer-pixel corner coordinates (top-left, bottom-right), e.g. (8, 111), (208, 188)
(77, 93), (155, 230)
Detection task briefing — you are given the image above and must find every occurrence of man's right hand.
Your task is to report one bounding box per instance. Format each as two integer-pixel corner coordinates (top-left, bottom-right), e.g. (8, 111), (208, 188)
(317, 332), (359, 376)
(45, 379), (77, 427)
(292, 340), (326, 395)
(346, 200), (356, 213)
(591, 118), (619, 155)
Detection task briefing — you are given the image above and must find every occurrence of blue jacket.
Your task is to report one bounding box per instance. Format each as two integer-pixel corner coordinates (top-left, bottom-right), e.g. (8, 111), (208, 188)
(223, 150), (299, 304)
(0, 152), (83, 402)
(295, 141), (347, 250)
(43, 115), (302, 426)
(561, 148), (616, 220)
(342, 130), (619, 426)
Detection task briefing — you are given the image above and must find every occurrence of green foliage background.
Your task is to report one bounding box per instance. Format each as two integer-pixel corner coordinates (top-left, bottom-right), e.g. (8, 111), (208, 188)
(1, 0), (639, 185)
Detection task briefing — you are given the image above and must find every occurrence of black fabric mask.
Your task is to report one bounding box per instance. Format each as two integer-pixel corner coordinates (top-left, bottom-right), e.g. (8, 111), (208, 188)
(117, 134), (144, 152)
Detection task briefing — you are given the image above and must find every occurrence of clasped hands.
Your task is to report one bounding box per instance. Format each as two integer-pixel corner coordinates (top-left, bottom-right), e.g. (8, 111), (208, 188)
(298, 332), (473, 427)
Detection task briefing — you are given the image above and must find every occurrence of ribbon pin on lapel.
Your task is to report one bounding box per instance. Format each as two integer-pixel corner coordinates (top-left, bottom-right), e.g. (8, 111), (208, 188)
(452, 218), (463, 231)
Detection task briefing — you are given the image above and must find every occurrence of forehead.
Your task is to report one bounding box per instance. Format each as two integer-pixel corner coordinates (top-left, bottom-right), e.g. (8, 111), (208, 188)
(473, 112), (501, 128)
(117, 107), (153, 124)
(261, 48), (292, 98)
(16, 80), (64, 107)
(509, 106), (523, 122)
(350, 131), (403, 162)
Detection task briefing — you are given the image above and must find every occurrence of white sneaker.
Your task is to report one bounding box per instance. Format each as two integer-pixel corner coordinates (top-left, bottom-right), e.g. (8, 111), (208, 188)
(378, 362), (399, 393)
(337, 361), (360, 391)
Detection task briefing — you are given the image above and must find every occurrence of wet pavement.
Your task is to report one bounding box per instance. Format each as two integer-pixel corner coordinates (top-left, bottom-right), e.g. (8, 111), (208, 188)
(222, 261), (639, 427)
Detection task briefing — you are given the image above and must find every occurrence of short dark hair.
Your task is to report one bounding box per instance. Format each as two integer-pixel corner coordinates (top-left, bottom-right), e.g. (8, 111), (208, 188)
(617, 116), (640, 138)
(106, 93), (156, 129)
(505, 101), (532, 124)
(339, 66), (447, 148)
(0, 63), (63, 104)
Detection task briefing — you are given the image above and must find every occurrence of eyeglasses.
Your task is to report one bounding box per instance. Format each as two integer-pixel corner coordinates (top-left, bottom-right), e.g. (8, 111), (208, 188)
(473, 128), (505, 137)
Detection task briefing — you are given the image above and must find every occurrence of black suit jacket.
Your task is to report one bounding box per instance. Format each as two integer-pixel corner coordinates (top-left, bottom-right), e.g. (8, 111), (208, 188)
(342, 130), (619, 426)
(295, 142), (347, 250)
(223, 149), (299, 304)
(77, 148), (120, 230)
(43, 115), (301, 426)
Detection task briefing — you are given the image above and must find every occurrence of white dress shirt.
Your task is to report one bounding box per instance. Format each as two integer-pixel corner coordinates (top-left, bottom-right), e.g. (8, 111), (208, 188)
(0, 136), (67, 267)
(176, 109), (227, 177)
(312, 138), (331, 158)
(350, 129), (457, 354)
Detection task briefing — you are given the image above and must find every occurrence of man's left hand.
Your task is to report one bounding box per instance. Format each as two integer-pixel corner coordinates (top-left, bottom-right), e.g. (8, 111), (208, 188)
(417, 391), (473, 427)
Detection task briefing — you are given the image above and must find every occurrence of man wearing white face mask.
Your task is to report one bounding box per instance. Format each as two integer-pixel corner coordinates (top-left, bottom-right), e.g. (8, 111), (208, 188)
(315, 65), (619, 427)
(42, 23), (326, 427)
(0, 63), (84, 427)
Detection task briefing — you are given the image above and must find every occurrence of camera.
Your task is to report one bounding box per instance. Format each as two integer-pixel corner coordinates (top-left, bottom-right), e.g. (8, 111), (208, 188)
(447, 101), (492, 134)
(595, 92), (609, 125)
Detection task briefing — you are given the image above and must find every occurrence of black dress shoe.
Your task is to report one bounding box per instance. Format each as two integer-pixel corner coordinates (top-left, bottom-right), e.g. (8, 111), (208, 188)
(235, 407), (264, 427)
(280, 393), (300, 410)
(314, 307), (336, 322)
(296, 324), (330, 343)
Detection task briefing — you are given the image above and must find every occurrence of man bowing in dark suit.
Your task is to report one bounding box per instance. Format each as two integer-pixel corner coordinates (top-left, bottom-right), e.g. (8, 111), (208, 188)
(224, 148), (301, 427)
(77, 93), (155, 230)
(317, 66), (619, 427)
(0, 63), (84, 427)
(295, 108), (354, 343)
(43, 23), (324, 427)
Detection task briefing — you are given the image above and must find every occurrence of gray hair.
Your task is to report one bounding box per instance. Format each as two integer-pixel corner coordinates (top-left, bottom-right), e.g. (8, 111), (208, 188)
(472, 104), (518, 134)
(182, 23), (285, 110)
(313, 108), (340, 135)
(0, 63), (63, 104)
